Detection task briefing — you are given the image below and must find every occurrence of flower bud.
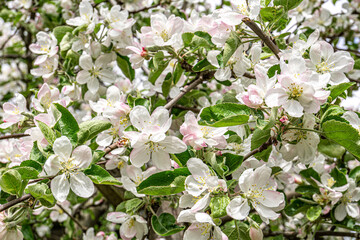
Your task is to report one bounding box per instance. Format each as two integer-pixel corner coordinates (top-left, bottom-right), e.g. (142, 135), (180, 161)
(249, 226), (263, 240)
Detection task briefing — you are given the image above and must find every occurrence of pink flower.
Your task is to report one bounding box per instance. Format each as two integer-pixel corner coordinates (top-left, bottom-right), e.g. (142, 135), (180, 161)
(180, 111), (227, 150)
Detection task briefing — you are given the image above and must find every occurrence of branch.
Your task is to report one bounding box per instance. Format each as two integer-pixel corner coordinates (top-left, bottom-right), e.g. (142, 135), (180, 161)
(173, 105), (200, 113)
(0, 133), (30, 140)
(243, 137), (275, 161)
(57, 204), (86, 232)
(0, 194), (31, 212)
(242, 17), (280, 60)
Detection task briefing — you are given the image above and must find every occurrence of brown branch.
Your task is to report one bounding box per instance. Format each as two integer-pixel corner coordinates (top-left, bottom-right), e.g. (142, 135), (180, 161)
(242, 17), (280, 60)
(0, 133), (30, 140)
(243, 137), (275, 161)
(129, 1), (165, 14)
(57, 204), (86, 232)
(0, 194), (31, 212)
(173, 105), (200, 113)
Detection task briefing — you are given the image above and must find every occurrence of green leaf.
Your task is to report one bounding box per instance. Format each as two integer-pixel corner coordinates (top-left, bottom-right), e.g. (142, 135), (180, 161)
(92, 150), (105, 164)
(222, 153), (243, 176)
(77, 120), (112, 145)
(222, 221), (251, 240)
(300, 168), (321, 182)
(306, 206), (322, 221)
(199, 103), (250, 127)
(318, 138), (345, 159)
(162, 73), (172, 98)
(354, 59), (360, 70)
(349, 166), (360, 181)
(0, 169), (22, 195)
(116, 54), (135, 81)
(172, 62), (184, 85)
(251, 128), (271, 161)
(295, 185), (320, 195)
(151, 213), (185, 237)
(124, 198), (144, 214)
(320, 105), (345, 124)
(84, 164), (122, 185)
(27, 183), (55, 207)
(210, 195), (230, 218)
(285, 199), (310, 216)
(329, 82), (355, 100)
(14, 167), (39, 180)
(192, 59), (217, 72)
(274, 0), (303, 11)
(222, 31), (241, 67)
(322, 120), (360, 159)
(21, 224), (35, 240)
(54, 103), (80, 144)
(148, 54), (170, 85)
(30, 142), (46, 164)
(330, 167), (347, 187)
(20, 160), (43, 172)
(53, 26), (73, 43)
(37, 121), (56, 146)
(174, 147), (195, 166)
(137, 168), (191, 196)
(182, 31), (215, 49)
(260, 6), (285, 23)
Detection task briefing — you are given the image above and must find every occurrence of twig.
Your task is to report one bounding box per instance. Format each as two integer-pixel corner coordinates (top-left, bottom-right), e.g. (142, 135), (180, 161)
(242, 17), (280, 60)
(129, 2), (163, 14)
(0, 30), (18, 50)
(57, 204), (87, 232)
(0, 133), (30, 140)
(173, 105), (200, 113)
(243, 137), (275, 161)
(0, 194), (31, 212)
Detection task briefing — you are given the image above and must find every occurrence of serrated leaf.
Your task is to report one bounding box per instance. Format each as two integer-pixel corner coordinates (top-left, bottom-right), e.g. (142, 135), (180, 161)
(199, 103), (250, 127)
(30, 142), (47, 164)
(54, 103), (80, 144)
(84, 164), (121, 185)
(27, 183), (55, 207)
(284, 199), (310, 216)
(77, 120), (112, 145)
(322, 120), (360, 159)
(151, 213), (185, 237)
(306, 206), (322, 221)
(116, 54), (135, 81)
(137, 168), (191, 195)
(37, 121), (56, 146)
(0, 169), (22, 195)
(20, 160), (43, 172)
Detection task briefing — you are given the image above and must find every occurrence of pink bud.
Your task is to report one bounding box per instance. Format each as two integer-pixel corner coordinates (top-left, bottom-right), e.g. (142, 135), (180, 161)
(249, 227), (263, 240)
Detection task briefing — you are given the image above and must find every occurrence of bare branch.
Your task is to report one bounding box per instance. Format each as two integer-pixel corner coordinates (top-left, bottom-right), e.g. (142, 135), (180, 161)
(0, 194), (31, 212)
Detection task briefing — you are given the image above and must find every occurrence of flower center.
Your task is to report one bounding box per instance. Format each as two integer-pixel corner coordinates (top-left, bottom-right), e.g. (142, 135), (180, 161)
(146, 141), (165, 153)
(60, 157), (78, 176)
(316, 61), (333, 74)
(327, 177), (336, 188)
(195, 223), (212, 236)
(236, 3), (249, 15)
(160, 30), (170, 42)
(287, 83), (303, 99)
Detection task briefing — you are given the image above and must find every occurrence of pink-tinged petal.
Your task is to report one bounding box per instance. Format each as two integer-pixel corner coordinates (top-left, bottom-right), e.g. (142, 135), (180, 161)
(346, 203), (359, 218)
(283, 99), (303, 118)
(220, 11), (245, 26)
(159, 136), (187, 154)
(69, 172), (95, 198)
(253, 204), (279, 222)
(51, 174), (70, 202)
(120, 219), (137, 239)
(152, 150), (171, 170)
(334, 203), (347, 221)
(130, 147), (150, 168)
(2, 103), (16, 113)
(53, 136), (72, 161)
(37, 83), (51, 99)
(265, 88), (287, 107)
(44, 155), (61, 176)
(72, 145), (92, 169)
(79, 54), (93, 70)
(34, 55), (48, 65)
(96, 132), (113, 147)
(106, 212), (128, 224)
(226, 197), (250, 220)
(129, 106), (151, 131)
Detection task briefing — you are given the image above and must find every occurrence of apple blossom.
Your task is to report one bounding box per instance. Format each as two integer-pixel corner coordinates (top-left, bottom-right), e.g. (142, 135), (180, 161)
(0, 93), (27, 129)
(227, 165), (285, 223)
(66, 0), (98, 34)
(29, 32), (58, 65)
(106, 212), (148, 240)
(44, 136), (95, 202)
(334, 179), (360, 221)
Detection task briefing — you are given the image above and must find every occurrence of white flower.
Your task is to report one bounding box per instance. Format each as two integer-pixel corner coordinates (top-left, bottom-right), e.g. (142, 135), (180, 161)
(220, 0), (261, 26)
(106, 212), (148, 240)
(334, 179), (360, 221)
(226, 165), (285, 223)
(121, 165), (157, 197)
(265, 57), (329, 117)
(32, 83), (61, 112)
(66, 0), (98, 34)
(101, 5), (135, 37)
(308, 41), (354, 85)
(139, 13), (184, 49)
(29, 32), (58, 65)
(177, 211), (228, 240)
(76, 54), (115, 94)
(44, 136), (95, 202)
(125, 106), (187, 169)
(31, 55), (59, 80)
(0, 93), (27, 129)
(279, 114), (320, 164)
